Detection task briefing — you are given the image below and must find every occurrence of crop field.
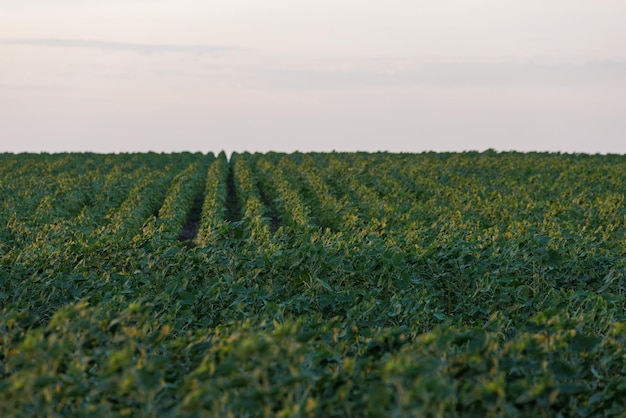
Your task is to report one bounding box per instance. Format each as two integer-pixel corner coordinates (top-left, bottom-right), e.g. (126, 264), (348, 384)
(0, 151), (625, 417)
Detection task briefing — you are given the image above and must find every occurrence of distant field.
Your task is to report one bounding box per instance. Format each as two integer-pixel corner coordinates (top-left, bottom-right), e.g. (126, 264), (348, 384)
(0, 151), (624, 417)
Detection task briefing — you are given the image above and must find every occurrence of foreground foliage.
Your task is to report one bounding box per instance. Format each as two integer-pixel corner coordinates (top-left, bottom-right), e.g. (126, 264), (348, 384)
(0, 151), (625, 417)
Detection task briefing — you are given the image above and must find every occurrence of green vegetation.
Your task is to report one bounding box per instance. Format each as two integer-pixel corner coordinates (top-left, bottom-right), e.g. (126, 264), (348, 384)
(1, 150), (625, 417)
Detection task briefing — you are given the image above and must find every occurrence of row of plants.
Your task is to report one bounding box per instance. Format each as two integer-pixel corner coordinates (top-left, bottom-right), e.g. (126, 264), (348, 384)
(137, 156), (213, 245)
(195, 152), (230, 247)
(255, 155), (315, 231)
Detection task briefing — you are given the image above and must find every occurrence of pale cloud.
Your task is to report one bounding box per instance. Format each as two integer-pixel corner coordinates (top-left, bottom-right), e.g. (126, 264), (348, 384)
(0, 83), (68, 91)
(0, 38), (246, 55)
(248, 61), (626, 91)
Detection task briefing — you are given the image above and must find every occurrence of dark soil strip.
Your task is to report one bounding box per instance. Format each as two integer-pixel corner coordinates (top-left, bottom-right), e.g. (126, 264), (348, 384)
(178, 182), (206, 246)
(225, 164), (242, 223)
(257, 183), (282, 233)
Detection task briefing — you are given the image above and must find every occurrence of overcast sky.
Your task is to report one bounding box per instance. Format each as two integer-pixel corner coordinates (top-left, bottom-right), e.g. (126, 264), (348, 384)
(2, 0), (626, 154)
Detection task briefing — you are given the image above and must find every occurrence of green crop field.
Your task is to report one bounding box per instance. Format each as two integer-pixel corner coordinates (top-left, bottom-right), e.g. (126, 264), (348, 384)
(1, 151), (625, 417)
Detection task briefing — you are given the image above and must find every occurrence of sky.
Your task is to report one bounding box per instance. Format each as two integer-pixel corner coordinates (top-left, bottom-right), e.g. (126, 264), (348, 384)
(1, 0), (626, 154)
